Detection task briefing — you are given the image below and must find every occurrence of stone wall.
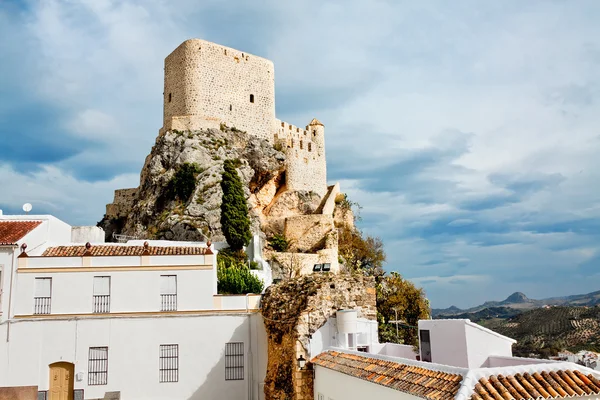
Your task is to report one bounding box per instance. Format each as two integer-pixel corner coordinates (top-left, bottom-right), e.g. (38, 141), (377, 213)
(284, 214), (334, 253)
(105, 188), (138, 219)
(0, 386), (37, 400)
(270, 248), (339, 278)
(163, 39), (276, 141)
(321, 183), (340, 215)
(261, 274), (376, 400)
(281, 119), (327, 198)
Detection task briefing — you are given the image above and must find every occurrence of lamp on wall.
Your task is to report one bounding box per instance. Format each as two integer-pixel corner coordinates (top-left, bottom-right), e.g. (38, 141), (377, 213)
(297, 355), (306, 370)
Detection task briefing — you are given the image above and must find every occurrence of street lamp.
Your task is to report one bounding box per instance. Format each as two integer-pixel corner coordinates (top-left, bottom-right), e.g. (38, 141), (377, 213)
(297, 355), (306, 370)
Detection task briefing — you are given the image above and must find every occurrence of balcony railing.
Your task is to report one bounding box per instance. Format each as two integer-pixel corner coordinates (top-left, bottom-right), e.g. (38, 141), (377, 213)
(161, 294), (177, 311)
(93, 295), (110, 313)
(34, 297), (51, 315)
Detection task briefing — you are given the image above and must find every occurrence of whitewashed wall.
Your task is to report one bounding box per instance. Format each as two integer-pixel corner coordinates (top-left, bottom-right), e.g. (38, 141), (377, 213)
(0, 313), (267, 400)
(314, 366), (420, 400)
(374, 343), (419, 359)
(13, 268), (215, 316)
(309, 317), (379, 358)
(464, 322), (514, 368)
(419, 320), (469, 367)
(1, 215), (72, 319)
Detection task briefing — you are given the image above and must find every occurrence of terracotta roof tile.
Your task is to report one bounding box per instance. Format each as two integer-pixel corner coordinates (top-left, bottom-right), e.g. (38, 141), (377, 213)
(42, 245), (211, 257)
(311, 351), (463, 400)
(0, 221), (42, 245)
(472, 369), (600, 400)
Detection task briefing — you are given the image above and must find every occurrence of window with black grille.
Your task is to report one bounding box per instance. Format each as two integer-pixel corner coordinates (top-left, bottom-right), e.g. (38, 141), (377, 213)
(159, 344), (179, 383)
(88, 347), (108, 385)
(225, 342), (244, 380)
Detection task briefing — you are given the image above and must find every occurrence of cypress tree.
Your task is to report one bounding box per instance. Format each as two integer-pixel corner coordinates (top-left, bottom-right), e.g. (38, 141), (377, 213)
(220, 159), (252, 251)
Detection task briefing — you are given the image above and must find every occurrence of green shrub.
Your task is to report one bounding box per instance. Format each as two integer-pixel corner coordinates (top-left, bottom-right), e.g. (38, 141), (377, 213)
(268, 233), (289, 252)
(166, 163), (201, 202)
(217, 257), (264, 294)
(220, 159), (252, 251)
(249, 261), (260, 270)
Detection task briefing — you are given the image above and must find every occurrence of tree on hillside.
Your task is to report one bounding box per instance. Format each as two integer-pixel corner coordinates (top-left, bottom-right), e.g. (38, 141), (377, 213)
(220, 159), (252, 251)
(377, 272), (430, 346)
(338, 225), (386, 278)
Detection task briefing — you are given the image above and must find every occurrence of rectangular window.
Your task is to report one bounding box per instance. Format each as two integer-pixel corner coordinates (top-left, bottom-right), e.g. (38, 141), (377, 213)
(160, 275), (177, 311)
(88, 347), (108, 385)
(93, 276), (110, 313)
(34, 278), (52, 315)
(159, 344), (179, 383)
(225, 342), (244, 380)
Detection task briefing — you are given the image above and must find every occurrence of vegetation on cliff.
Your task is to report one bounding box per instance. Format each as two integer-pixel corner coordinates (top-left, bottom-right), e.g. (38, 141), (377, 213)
(220, 159), (252, 251)
(377, 272), (430, 346)
(337, 197), (430, 346)
(166, 162), (202, 201)
(216, 255), (264, 294)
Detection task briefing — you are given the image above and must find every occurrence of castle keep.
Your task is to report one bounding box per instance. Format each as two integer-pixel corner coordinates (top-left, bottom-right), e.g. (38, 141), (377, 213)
(161, 39), (327, 197)
(104, 39), (342, 276)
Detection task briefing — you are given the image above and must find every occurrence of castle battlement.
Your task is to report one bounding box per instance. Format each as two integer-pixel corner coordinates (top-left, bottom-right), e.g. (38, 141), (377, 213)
(160, 38), (327, 197)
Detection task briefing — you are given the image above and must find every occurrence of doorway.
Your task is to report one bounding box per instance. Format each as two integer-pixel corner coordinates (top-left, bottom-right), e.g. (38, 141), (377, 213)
(49, 362), (74, 400)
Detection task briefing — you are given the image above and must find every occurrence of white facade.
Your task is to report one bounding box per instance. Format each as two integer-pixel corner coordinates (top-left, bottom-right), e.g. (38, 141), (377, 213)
(0, 215), (268, 400)
(0, 314), (267, 400)
(418, 319), (515, 368)
(308, 314), (379, 358)
(1, 215), (72, 321)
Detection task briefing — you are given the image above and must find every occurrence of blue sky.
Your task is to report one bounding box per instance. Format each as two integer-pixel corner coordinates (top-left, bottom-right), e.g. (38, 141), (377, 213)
(1, 0), (600, 308)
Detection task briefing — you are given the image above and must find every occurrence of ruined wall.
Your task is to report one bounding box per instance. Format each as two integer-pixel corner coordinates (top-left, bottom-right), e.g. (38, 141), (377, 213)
(278, 119), (327, 198)
(163, 39), (276, 141)
(284, 214), (334, 253)
(105, 188), (138, 219)
(261, 274), (376, 400)
(270, 248), (339, 278)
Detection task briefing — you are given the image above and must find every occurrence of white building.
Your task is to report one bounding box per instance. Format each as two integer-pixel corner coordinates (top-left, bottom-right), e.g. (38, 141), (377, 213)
(0, 215), (267, 400)
(312, 317), (600, 400)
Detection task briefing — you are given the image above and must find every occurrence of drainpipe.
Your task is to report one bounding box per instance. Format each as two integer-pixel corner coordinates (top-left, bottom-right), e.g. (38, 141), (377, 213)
(5, 245), (18, 342)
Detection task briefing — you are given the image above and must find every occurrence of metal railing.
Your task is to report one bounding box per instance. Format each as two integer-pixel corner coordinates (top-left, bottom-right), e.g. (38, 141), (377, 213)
(34, 297), (51, 314)
(161, 294), (177, 311)
(93, 295), (110, 313)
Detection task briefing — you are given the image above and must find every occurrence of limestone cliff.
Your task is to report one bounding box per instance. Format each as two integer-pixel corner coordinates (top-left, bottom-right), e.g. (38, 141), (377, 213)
(99, 127), (327, 244)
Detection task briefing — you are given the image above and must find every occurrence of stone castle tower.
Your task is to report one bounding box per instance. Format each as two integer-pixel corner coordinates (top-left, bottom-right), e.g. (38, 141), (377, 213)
(162, 39), (327, 198)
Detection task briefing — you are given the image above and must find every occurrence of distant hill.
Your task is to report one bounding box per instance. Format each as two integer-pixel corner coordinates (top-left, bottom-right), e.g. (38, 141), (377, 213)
(480, 306), (600, 357)
(432, 290), (600, 317)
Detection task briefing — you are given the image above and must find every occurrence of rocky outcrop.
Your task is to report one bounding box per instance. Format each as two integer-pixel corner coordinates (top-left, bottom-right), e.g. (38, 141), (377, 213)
(99, 127), (290, 242)
(261, 274), (376, 400)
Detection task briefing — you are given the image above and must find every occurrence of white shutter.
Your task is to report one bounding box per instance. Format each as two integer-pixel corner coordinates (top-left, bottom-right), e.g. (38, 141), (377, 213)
(35, 278), (52, 297)
(160, 275), (177, 295)
(93, 277), (110, 295)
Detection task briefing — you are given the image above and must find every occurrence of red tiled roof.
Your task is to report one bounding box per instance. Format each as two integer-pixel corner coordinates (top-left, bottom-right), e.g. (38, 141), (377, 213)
(0, 221), (42, 245)
(312, 351), (463, 400)
(42, 245), (212, 257)
(472, 370), (600, 400)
